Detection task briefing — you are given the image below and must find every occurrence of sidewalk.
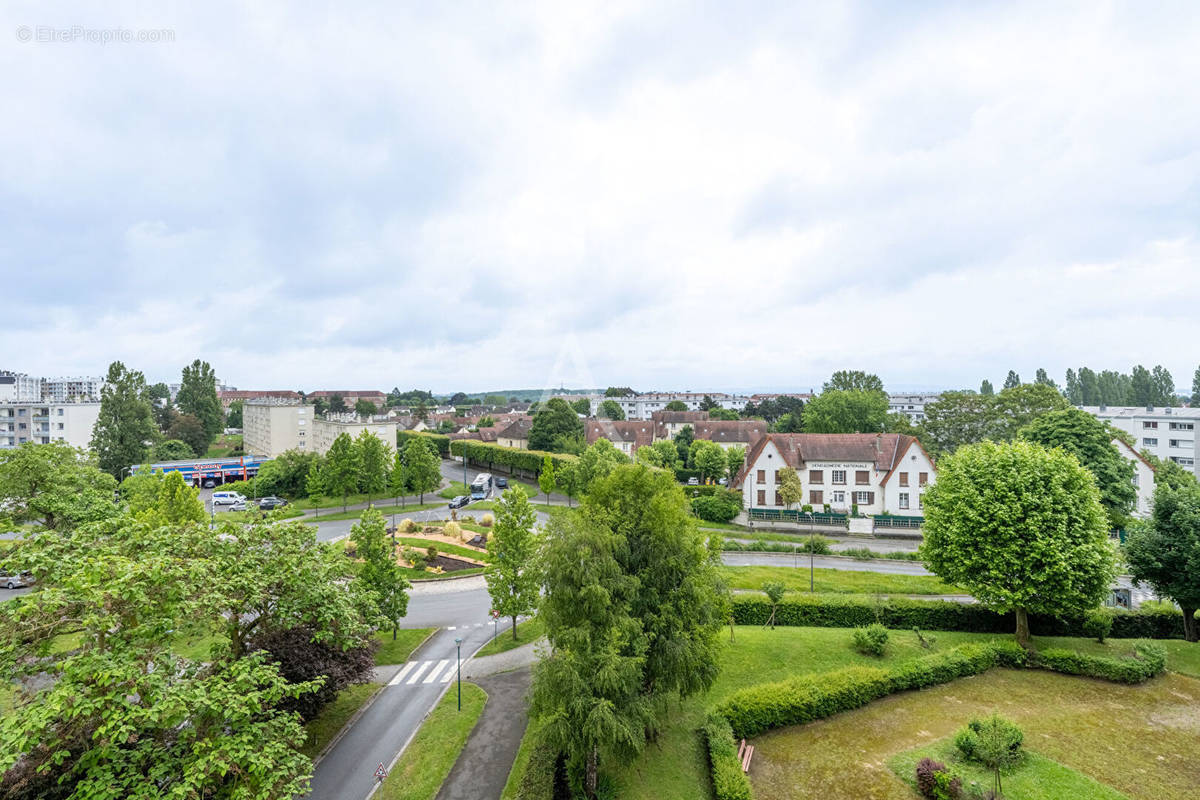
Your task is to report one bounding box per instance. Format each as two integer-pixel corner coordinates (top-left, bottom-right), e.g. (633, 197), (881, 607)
(463, 638), (543, 679)
(435, 667), (533, 800)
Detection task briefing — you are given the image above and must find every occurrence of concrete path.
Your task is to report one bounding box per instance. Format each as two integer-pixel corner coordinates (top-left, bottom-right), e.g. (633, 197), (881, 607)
(435, 667), (533, 800)
(463, 639), (543, 679)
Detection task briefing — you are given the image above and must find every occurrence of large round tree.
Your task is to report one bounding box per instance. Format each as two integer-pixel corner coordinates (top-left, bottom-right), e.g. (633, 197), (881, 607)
(922, 439), (1117, 648)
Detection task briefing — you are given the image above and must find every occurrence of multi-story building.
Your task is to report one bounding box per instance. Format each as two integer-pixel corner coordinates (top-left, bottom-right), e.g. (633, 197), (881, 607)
(0, 372), (42, 402)
(590, 392), (752, 420)
(243, 399), (316, 458)
(1081, 405), (1200, 478)
(307, 390), (387, 408)
(218, 390), (301, 410)
(650, 410), (709, 439)
(736, 433), (935, 516)
(584, 419), (656, 455)
(0, 401), (101, 450)
(41, 376), (105, 402)
(1111, 437), (1156, 518)
(887, 393), (942, 423)
(310, 415), (397, 456)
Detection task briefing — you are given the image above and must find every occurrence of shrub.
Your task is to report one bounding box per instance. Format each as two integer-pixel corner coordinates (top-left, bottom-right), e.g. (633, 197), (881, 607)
(513, 736), (560, 800)
(797, 535), (833, 555)
(915, 757), (946, 798)
(852, 622), (889, 656)
(1037, 642), (1166, 683)
(480, 512), (495, 527)
(954, 713), (1023, 764)
(693, 490), (742, 523)
(442, 521), (463, 541)
(426, 545), (438, 563)
(1083, 608), (1113, 643)
(342, 539), (357, 558)
(401, 546), (427, 571)
(701, 713), (753, 800)
(400, 518), (418, 533)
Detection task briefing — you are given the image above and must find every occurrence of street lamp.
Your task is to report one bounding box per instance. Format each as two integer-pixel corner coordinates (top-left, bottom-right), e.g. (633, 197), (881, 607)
(810, 512), (816, 593)
(455, 636), (463, 711)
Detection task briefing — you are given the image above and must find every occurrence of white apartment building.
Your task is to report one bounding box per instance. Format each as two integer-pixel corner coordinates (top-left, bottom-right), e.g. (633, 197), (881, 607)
(590, 392), (752, 420)
(736, 433), (936, 516)
(42, 376), (105, 402)
(0, 401), (101, 450)
(1081, 405), (1200, 478)
(1112, 438), (1156, 518)
(243, 399), (396, 458)
(0, 372), (43, 402)
(311, 415), (397, 456)
(887, 393), (943, 423)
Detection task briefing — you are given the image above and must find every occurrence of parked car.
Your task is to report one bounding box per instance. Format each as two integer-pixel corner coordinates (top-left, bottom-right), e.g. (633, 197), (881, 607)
(258, 496), (289, 510)
(1, 569), (34, 590)
(212, 491), (246, 507)
(227, 500), (248, 512)
(202, 479), (217, 489)
(448, 495), (470, 509)
(495, 477), (508, 488)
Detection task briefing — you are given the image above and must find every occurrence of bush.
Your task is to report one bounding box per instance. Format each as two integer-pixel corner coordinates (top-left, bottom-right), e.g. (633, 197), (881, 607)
(693, 490), (742, 523)
(398, 430), (450, 456)
(480, 512), (495, 527)
(251, 625), (378, 722)
(342, 539), (357, 558)
(852, 622), (889, 656)
(400, 518), (417, 533)
(701, 713), (753, 800)
(513, 736), (560, 800)
(220, 478), (257, 497)
(1083, 608), (1113, 643)
(1037, 641), (1166, 683)
(797, 535), (833, 555)
(442, 521), (463, 541)
(954, 713), (1023, 765)
(916, 757), (962, 800)
(801, 504), (813, 513)
(401, 546), (427, 571)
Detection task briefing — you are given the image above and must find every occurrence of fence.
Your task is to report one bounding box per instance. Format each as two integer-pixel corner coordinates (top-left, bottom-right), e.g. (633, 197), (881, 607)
(747, 508), (849, 527)
(873, 515), (925, 529)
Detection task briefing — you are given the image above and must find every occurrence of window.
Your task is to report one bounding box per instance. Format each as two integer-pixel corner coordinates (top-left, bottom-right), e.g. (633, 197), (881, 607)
(832, 491), (845, 504)
(757, 489), (766, 505)
(756, 469), (765, 484)
(1170, 439), (1193, 448)
(1144, 438), (1158, 446)
(899, 492), (910, 510)
(774, 492), (784, 506)
(853, 491), (874, 505)
(918, 472), (928, 486)
(57, 408), (64, 416)
(899, 473), (909, 487)
(1171, 457), (1195, 467)
(1144, 421), (1158, 429)
(774, 470), (782, 484)
(809, 469), (824, 484)
(918, 494), (923, 509)
(855, 470), (869, 485)
(1170, 422), (1195, 431)
(57, 423), (63, 430)
(831, 470), (846, 485)
(810, 490), (823, 505)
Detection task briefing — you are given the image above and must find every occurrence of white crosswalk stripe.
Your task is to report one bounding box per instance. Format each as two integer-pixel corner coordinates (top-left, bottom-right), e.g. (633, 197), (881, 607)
(406, 661), (432, 684)
(423, 659), (449, 683)
(441, 666), (455, 683)
(388, 661), (417, 686)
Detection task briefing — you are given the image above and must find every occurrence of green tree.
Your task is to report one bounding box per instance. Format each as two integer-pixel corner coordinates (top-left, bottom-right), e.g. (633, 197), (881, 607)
(226, 399), (244, 428)
(1078, 367), (1101, 405)
(404, 437), (441, 503)
(1064, 369), (1080, 404)
(329, 394), (348, 413)
(305, 457), (326, 509)
(802, 389), (888, 433)
(1020, 408), (1136, 530)
(650, 439), (679, 471)
(598, 399), (626, 420)
(699, 394), (720, 411)
(726, 445), (747, 484)
(664, 400), (688, 411)
(689, 439), (727, 482)
(146, 381), (171, 405)
(674, 424), (695, 465)
(884, 411), (920, 436)
(355, 429), (390, 501)
(708, 408), (740, 420)
(355, 399), (378, 417)
(773, 411), (803, 432)
(776, 466), (803, 510)
(177, 359), (223, 448)
(168, 412), (209, 460)
(351, 507), (411, 640)
(153, 438), (195, 461)
(528, 397), (585, 452)
(254, 449), (320, 498)
(1003, 370), (1021, 389)
(1034, 368), (1056, 388)
(922, 440), (1116, 648)
(91, 360), (157, 478)
(823, 370), (884, 394)
(762, 581), (786, 629)
(485, 488), (541, 640)
(389, 446), (411, 506)
(1130, 364), (1154, 405)
(991, 383), (1069, 440)
(577, 438), (629, 492)
(0, 442), (117, 531)
(1151, 364), (1177, 406)
(414, 399), (428, 422)
(121, 468), (207, 526)
(980, 379), (995, 396)
(323, 432), (361, 511)
(570, 397), (591, 415)
(605, 387), (635, 397)
(555, 459), (582, 507)
(538, 455), (556, 505)
(1190, 365), (1200, 407)
(1125, 482), (1200, 642)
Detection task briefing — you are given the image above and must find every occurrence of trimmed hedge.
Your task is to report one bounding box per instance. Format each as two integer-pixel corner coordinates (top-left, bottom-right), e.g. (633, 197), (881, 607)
(702, 713), (753, 800)
(1037, 642), (1167, 684)
(730, 595), (1193, 640)
(448, 440), (578, 478)
(397, 430), (450, 456)
(513, 736), (559, 800)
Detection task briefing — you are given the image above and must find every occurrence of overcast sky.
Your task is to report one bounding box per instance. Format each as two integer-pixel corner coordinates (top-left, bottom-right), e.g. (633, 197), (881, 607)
(3, 2), (1199, 395)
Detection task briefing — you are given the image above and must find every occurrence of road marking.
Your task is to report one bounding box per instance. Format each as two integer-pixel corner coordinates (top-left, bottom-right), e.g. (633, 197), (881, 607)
(388, 661), (417, 686)
(447, 626), (456, 630)
(406, 661), (431, 684)
(441, 666), (455, 683)
(423, 659), (449, 683)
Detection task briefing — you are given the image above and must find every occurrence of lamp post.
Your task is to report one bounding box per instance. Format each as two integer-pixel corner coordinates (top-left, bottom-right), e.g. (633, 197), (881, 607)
(809, 513), (816, 593)
(455, 636), (463, 711)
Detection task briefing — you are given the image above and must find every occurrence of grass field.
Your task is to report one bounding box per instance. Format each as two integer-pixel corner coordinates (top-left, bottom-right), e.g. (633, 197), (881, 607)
(374, 628), (436, 665)
(377, 682), (488, 800)
(300, 681), (382, 759)
(294, 493), (447, 511)
(204, 434), (243, 458)
(500, 718), (544, 800)
(475, 616), (545, 658)
(216, 507), (304, 523)
(439, 481), (471, 499)
(302, 502), (445, 522)
(719, 564), (957, 595)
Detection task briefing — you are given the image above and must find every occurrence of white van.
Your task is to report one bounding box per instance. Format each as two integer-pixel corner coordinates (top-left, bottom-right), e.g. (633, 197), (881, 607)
(212, 491), (246, 507)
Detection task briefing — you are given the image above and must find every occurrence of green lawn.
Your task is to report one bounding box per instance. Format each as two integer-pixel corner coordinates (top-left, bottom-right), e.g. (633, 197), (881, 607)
(375, 628), (436, 665)
(719, 564), (958, 595)
(475, 616), (545, 658)
(302, 502), (445, 522)
(390, 536), (489, 562)
(216, 507), (304, 523)
(1033, 634), (1200, 679)
(890, 738), (1130, 800)
(410, 567), (485, 581)
(438, 481), (471, 499)
(377, 682), (488, 800)
(294, 493), (446, 511)
(205, 434), (243, 458)
(300, 682), (382, 759)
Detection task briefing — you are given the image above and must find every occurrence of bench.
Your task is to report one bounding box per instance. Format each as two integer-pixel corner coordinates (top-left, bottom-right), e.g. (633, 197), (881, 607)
(736, 738), (754, 773)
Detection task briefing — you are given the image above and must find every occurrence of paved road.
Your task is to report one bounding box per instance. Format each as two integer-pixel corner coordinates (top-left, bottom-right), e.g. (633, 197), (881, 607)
(721, 550), (932, 574)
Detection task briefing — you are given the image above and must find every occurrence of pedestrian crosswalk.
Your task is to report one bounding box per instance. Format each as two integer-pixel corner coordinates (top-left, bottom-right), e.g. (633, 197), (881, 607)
(388, 659), (457, 687)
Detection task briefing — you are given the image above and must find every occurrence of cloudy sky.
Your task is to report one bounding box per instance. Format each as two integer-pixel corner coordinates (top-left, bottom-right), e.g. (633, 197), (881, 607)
(3, 2), (1199, 395)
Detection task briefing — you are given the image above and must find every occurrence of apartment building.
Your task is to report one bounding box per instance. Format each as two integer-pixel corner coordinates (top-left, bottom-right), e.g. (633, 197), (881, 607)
(218, 390), (301, 410)
(307, 390), (387, 408)
(590, 392), (752, 420)
(310, 415), (397, 456)
(0, 371), (105, 402)
(0, 401), (101, 450)
(0, 372), (42, 402)
(243, 400), (316, 458)
(887, 393), (942, 423)
(736, 433), (935, 516)
(1081, 405), (1200, 478)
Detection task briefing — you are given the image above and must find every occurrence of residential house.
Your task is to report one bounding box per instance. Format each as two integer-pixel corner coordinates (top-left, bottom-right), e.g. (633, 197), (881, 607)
(497, 417), (533, 449)
(585, 419), (655, 455)
(692, 420), (767, 449)
(1112, 437), (1156, 519)
(651, 410), (710, 439)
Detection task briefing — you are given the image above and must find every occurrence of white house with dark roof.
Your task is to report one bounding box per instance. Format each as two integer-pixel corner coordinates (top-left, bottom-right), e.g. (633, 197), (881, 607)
(1111, 437), (1156, 518)
(735, 433), (935, 515)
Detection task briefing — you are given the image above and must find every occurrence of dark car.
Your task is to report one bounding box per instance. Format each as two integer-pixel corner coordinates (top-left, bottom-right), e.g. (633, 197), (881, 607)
(258, 496), (289, 510)
(495, 477), (508, 488)
(1, 569), (34, 590)
(448, 495), (470, 509)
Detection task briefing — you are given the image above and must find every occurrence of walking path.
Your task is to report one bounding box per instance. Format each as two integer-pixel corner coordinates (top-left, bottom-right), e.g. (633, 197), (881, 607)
(463, 639), (543, 679)
(435, 667), (533, 800)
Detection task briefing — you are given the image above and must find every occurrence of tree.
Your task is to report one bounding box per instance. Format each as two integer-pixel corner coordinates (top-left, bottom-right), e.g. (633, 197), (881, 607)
(577, 438), (629, 492)
(1078, 367), (1101, 405)
(147, 381), (171, 405)
(1003, 370), (1021, 389)
(1192, 365), (1200, 407)
(598, 399), (626, 420)
(823, 370), (885, 394)
(328, 394), (347, 413)
(306, 457), (326, 509)
(726, 445), (747, 484)
(168, 412), (209, 460)
(689, 440), (727, 482)
(355, 429), (390, 501)
(921, 440), (1116, 648)
(699, 394), (720, 411)
(1064, 369), (1080, 404)
(605, 387), (635, 397)
(1151, 365), (1177, 406)
(351, 507), (411, 640)
(556, 459), (583, 507)
(486, 488), (540, 640)
(225, 399), (244, 428)
(776, 466), (803, 510)
(414, 399), (428, 422)
(773, 411), (804, 432)
(991, 383), (1069, 440)
(1020, 408), (1136, 530)
(404, 437), (440, 503)
(1125, 483), (1200, 641)
(709, 408), (740, 420)
(355, 399), (378, 417)
(255, 449), (320, 498)
(312, 396), (330, 415)
(1034, 368), (1056, 388)
(802, 389), (888, 433)
(1130, 364), (1154, 405)
(121, 468), (207, 526)
(528, 397), (585, 452)
(884, 411), (920, 436)
(538, 455), (556, 505)
(0, 442), (117, 531)
(664, 400), (688, 411)
(389, 447), (411, 506)
(91, 360), (157, 478)
(673, 424), (696, 466)
(153, 438), (195, 461)
(177, 359), (223, 448)
(448, 392), (470, 405)
(323, 433), (361, 510)
(762, 581), (786, 629)
(570, 397), (591, 416)
(980, 379), (995, 396)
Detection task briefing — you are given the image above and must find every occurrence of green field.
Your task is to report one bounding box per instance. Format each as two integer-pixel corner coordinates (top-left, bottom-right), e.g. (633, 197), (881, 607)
(294, 493), (447, 511)
(719, 564), (957, 595)
(475, 616), (545, 658)
(374, 628), (436, 665)
(377, 682), (488, 800)
(204, 434), (243, 458)
(439, 481), (471, 499)
(389, 536), (489, 562)
(302, 502), (445, 522)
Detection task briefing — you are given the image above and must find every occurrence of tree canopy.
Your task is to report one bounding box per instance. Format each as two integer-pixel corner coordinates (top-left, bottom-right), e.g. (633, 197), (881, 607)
(485, 488), (541, 639)
(176, 359), (224, 448)
(1125, 482), (1200, 641)
(598, 399), (626, 420)
(528, 397), (585, 453)
(802, 389), (888, 434)
(0, 442), (117, 531)
(823, 370), (884, 394)
(91, 361), (157, 478)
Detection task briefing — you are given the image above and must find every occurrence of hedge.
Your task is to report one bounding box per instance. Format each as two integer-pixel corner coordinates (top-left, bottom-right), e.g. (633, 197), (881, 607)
(729, 595), (1193, 640)
(715, 639), (1163, 740)
(397, 430), (450, 457)
(701, 713), (753, 800)
(674, 468), (702, 483)
(448, 440), (578, 478)
(513, 736), (560, 800)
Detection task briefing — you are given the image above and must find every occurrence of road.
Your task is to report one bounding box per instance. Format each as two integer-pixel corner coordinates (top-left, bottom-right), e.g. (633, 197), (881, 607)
(721, 550), (932, 574)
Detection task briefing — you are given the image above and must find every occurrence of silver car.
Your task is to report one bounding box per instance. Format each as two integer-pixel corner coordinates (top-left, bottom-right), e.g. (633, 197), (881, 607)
(1, 569), (34, 589)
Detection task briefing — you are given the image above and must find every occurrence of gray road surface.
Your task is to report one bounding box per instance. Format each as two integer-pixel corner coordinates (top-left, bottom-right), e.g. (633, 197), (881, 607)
(435, 668), (532, 800)
(720, 550), (932, 574)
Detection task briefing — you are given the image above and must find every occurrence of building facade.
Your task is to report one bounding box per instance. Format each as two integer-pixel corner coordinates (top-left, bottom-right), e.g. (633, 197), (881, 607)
(590, 392), (752, 420)
(0, 371), (105, 402)
(1111, 437), (1156, 519)
(887, 393), (943, 423)
(497, 417), (533, 449)
(218, 390), (301, 410)
(585, 419), (656, 455)
(307, 390), (387, 408)
(736, 433), (935, 516)
(1081, 405), (1200, 478)
(0, 401), (101, 450)
(311, 416), (397, 456)
(242, 400), (316, 458)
